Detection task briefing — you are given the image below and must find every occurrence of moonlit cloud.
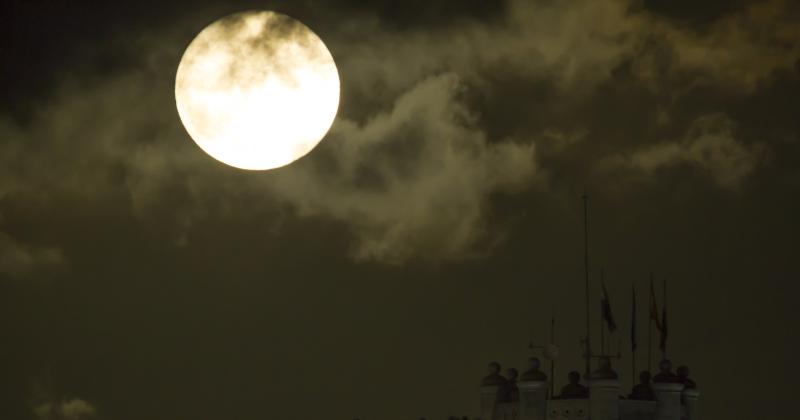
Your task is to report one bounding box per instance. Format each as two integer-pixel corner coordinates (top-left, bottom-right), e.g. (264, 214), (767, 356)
(598, 113), (766, 190)
(0, 231), (64, 278)
(651, 0), (800, 91)
(335, 0), (800, 105)
(269, 74), (538, 262)
(0, 0), (795, 264)
(33, 398), (97, 420)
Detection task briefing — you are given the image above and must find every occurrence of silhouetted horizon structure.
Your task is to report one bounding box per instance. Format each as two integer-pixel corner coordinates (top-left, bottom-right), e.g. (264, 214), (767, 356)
(476, 196), (699, 420)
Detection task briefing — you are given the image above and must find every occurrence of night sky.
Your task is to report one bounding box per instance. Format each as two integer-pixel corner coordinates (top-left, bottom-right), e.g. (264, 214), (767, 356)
(1, 1), (799, 419)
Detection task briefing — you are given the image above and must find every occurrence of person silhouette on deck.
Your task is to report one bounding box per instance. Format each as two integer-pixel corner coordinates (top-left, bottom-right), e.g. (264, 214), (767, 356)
(653, 359), (679, 383)
(629, 370), (656, 400)
(481, 361), (508, 388)
(676, 365), (697, 389)
(558, 371), (589, 399)
(504, 368), (520, 402)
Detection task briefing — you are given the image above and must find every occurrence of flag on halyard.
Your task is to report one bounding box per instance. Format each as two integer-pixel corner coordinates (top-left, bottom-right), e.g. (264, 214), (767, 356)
(649, 277), (662, 330)
(601, 280), (617, 332)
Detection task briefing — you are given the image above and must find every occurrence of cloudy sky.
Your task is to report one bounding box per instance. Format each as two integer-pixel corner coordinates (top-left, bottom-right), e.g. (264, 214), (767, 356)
(1, 0), (799, 419)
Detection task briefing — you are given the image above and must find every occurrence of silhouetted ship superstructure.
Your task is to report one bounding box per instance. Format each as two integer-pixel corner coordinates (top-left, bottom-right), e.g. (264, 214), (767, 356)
(478, 356), (698, 420)
(477, 195), (700, 420)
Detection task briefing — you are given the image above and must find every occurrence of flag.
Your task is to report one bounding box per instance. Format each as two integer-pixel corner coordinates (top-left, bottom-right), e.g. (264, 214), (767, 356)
(649, 277), (662, 331)
(601, 280), (617, 332)
(631, 284), (637, 352)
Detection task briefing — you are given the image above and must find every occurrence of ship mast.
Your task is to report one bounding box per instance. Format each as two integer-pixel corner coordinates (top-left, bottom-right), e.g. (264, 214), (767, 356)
(550, 314), (555, 397)
(583, 191), (592, 377)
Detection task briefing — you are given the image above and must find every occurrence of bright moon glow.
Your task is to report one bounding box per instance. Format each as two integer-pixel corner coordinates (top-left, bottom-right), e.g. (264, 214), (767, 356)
(175, 11), (340, 170)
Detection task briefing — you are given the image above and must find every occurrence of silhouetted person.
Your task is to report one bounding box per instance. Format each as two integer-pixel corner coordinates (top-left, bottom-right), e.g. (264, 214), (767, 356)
(504, 368), (520, 402)
(481, 361), (508, 387)
(590, 356), (618, 380)
(520, 357), (548, 382)
(629, 370), (656, 400)
(676, 365), (697, 389)
(653, 359), (679, 383)
(558, 371), (589, 399)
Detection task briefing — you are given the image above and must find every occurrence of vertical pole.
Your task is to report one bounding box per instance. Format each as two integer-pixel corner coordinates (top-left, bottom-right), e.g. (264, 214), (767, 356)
(648, 273), (653, 372)
(550, 315), (555, 398)
(600, 268), (605, 355)
(632, 283), (637, 387)
(583, 192), (591, 377)
(662, 278), (667, 360)
(600, 304), (605, 356)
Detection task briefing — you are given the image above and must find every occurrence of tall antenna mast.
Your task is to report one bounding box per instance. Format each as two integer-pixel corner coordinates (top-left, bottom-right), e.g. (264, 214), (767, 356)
(550, 313), (556, 397)
(662, 278), (668, 360)
(648, 272), (654, 371)
(600, 268), (605, 355)
(582, 191), (592, 377)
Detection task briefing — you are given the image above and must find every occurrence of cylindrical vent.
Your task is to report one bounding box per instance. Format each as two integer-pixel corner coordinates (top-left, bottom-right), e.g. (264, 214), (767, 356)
(589, 379), (621, 420)
(519, 380), (548, 420)
(682, 388), (700, 420)
(480, 385), (502, 420)
(652, 382), (684, 420)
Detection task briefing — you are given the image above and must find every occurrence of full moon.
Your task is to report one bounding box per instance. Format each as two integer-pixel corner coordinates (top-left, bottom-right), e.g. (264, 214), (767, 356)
(175, 11), (340, 170)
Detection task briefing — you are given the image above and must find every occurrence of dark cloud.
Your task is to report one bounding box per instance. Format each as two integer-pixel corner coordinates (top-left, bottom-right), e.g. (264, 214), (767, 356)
(0, 231), (64, 278)
(598, 113), (767, 191)
(269, 74), (538, 261)
(33, 398), (98, 420)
